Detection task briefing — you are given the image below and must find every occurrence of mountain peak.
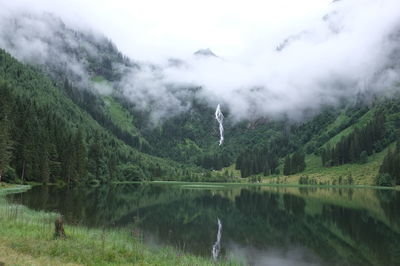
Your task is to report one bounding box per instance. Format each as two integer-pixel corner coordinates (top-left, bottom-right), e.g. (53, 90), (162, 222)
(194, 48), (217, 57)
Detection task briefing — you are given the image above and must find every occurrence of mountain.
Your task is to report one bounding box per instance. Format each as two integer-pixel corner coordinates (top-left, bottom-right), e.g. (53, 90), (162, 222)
(0, 48), (208, 184)
(193, 48), (218, 58)
(0, 13), (399, 186)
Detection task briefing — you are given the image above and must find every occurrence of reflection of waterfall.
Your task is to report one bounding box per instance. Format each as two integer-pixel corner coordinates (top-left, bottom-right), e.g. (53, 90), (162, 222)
(212, 218), (222, 260)
(215, 104), (224, 146)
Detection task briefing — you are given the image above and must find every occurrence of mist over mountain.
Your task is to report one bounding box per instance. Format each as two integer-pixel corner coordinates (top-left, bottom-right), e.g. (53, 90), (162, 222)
(1, 0), (400, 124)
(2, 3), (400, 264)
(0, 0), (400, 187)
(194, 48), (218, 58)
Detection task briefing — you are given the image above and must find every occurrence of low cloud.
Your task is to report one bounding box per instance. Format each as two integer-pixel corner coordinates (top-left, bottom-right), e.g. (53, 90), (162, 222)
(0, 0), (400, 124)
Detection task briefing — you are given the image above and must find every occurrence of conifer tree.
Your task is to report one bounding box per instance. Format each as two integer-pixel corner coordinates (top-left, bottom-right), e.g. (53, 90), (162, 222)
(74, 129), (87, 181)
(283, 155), (291, 176)
(0, 87), (12, 182)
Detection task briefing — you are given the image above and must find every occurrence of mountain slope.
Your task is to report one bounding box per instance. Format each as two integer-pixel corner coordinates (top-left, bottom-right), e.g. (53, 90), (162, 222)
(1, 13), (399, 186)
(0, 49), (202, 184)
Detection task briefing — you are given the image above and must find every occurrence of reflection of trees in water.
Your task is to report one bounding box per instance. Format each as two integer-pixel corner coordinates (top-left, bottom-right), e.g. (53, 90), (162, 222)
(8, 186), (400, 266)
(321, 204), (400, 266)
(8, 184), (195, 227)
(283, 193), (305, 217)
(135, 189), (382, 265)
(299, 186), (317, 195)
(376, 190), (400, 229)
(138, 192), (233, 257)
(141, 188), (400, 265)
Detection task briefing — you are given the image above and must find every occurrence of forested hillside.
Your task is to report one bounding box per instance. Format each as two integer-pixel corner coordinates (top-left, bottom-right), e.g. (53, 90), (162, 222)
(0, 49), (204, 184)
(0, 13), (400, 187)
(142, 94), (400, 186)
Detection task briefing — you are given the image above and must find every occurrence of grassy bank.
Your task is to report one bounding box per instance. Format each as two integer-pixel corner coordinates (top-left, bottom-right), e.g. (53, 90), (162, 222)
(113, 180), (399, 191)
(0, 185), (237, 266)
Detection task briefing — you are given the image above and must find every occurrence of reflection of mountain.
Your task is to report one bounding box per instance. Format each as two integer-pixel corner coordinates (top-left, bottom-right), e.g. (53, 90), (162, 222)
(135, 188), (400, 266)
(8, 184), (194, 227)
(8, 185), (400, 266)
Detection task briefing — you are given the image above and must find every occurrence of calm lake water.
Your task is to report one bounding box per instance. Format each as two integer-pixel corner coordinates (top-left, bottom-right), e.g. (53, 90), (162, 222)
(7, 184), (400, 266)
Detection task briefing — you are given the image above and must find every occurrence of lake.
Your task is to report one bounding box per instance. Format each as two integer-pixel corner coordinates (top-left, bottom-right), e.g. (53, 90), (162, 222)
(7, 184), (400, 266)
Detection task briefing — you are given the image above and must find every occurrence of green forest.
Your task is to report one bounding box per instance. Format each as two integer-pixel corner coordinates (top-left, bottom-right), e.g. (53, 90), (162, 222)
(0, 49), (204, 184)
(0, 24), (400, 187)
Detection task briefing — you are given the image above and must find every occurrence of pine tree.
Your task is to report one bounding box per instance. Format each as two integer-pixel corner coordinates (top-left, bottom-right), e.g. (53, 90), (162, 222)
(74, 129), (87, 181)
(0, 82), (13, 182)
(88, 132), (108, 181)
(378, 142), (400, 186)
(283, 155), (291, 176)
(0, 121), (12, 182)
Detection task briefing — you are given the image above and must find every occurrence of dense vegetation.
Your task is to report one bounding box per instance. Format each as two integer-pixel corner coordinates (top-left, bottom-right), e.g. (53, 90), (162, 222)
(1, 15), (400, 186)
(320, 111), (387, 166)
(283, 151), (306, 175)
(0, 185), (236, 265)
(235, 147), (279, 178)
(377, 141), (400, 186)
(0, 49), (205, 184)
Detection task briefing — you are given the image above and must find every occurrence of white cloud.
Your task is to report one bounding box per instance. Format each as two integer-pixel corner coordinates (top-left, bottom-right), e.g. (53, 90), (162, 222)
(0, 0), (332, 61)
(1, 0), (400, 122)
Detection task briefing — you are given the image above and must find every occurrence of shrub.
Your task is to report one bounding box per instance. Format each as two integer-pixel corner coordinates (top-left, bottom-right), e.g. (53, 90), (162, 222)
(376, 173), (394, 187)
(3, 166), (17, 182)
(299, 176), (309, 185)
(359, 151), (368, 164)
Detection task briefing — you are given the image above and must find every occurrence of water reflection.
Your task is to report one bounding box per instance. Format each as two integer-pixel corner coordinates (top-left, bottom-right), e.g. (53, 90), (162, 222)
(7, 185), (400, 266)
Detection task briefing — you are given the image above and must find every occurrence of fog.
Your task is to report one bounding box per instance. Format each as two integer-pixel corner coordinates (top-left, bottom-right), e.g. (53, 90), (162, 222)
(1, 0), (400, 122)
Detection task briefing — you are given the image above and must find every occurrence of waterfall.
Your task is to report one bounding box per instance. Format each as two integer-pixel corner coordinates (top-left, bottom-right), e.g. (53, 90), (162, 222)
(212, 218), (222, 260)
(215, 104), (224, 146)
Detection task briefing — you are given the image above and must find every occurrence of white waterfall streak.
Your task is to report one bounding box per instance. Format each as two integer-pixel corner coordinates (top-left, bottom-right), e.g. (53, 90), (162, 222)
(212, 218), (222, 260)
(215, 104), (224, 146)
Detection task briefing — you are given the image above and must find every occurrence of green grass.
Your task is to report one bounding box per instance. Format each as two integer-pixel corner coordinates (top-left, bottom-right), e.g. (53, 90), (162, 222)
(266, 145), (390, 186)
(103, 96), (139, 136)
(324, 109), (373, 148)
(0, 183), (31, 194)
(102, 96), (151, 150)
(0, 187), (239, 266)
(324, 111), (348, 132)
(180, 184), (227, 189)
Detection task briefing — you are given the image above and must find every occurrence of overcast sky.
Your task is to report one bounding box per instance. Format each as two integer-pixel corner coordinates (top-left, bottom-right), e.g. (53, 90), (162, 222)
(1, 0), (400, 122)
(3, 0), (332, 62)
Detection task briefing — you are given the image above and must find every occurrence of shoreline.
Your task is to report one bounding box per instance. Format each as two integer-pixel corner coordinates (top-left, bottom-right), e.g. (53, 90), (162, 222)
(0, 184), (237, 266)
(2, 180), (398, 192)
(0, 184), (31, 194)
(112, 180), (400, 190)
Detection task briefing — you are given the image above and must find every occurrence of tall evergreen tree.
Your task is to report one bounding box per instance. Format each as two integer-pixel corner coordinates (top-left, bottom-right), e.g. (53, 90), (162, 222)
(0, 82), (13, 182)
(73, 129), (88, 181)
(283, 155), (291, 176)
(88, 132), (108, 181)
(378, 141), (400, 186)
(0, 121), (12, 182)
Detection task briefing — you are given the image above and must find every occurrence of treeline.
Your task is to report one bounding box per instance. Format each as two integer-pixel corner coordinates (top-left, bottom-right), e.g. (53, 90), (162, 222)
(197, 152), (232, 170)
(0, 82), (121, 183)
(377, 141), (400, 186)
(236, 147), (279, 178)
(0, 49), (203, 184)
(283, 151), (306, 175)
(0, 81), (197, 184)
(302, 106), (370, 154)
(320, 112), (386, 166)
